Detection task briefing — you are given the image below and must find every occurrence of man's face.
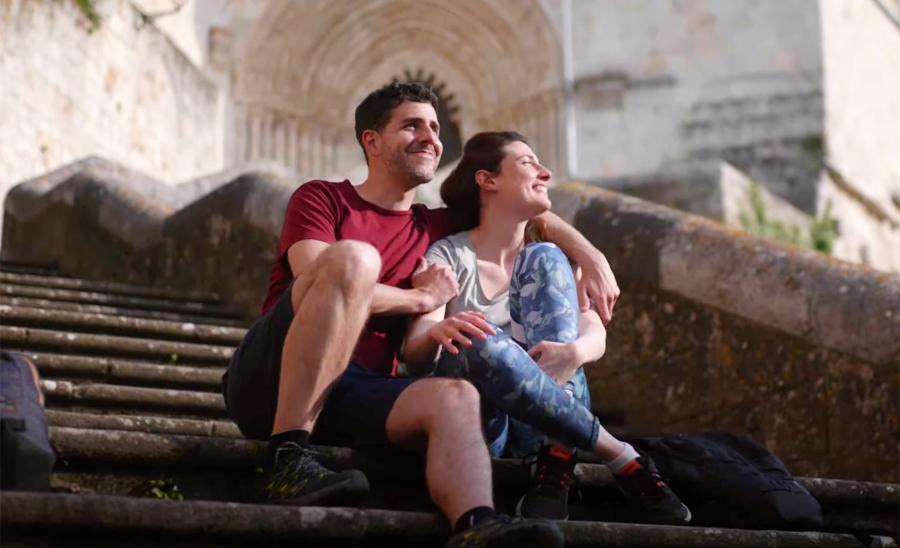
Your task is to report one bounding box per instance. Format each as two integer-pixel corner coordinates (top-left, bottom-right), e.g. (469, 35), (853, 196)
(374, 101), (443, 187)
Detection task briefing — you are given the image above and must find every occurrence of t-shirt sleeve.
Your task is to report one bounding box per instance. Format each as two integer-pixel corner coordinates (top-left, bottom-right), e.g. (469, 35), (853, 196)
(425, 237), (455, 270)
(280, 181), (341, 249)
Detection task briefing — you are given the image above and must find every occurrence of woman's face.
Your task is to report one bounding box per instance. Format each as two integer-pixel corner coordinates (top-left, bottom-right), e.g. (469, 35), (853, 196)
(483, 141), (552, 219)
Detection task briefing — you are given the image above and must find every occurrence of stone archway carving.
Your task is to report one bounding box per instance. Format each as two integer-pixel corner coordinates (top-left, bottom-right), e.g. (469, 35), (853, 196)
(229, 0), (565, 181)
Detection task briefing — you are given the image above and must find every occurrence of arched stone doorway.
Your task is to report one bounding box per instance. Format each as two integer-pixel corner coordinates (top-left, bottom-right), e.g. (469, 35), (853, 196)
(227, 0), (565, 184)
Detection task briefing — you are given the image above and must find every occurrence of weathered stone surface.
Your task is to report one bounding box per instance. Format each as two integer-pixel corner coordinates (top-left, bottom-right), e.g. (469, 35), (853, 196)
(0, 284), (236, 318)
(42, 382), (225, 414)
(0, 271), (219, 302)
(0, 295), (247, 327)
(561, 184), (900, 366)
(1, 305), (246, 345)
(1, 326), (233, 364)
(558, 183), (899, 482)
(3, 166), (296, 317)
(23, 352), (224, 388)
(46, 411), (240, 438)
(2, 492), (892, 548)
(47, 426), (897, 512)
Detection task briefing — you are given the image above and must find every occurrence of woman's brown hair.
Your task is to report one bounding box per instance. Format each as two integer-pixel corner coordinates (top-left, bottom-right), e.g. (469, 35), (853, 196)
(440, 131), (527, 234)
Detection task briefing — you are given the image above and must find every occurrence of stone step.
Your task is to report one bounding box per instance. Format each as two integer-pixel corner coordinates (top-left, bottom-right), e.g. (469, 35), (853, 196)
(0, 296), (248, 327)
(0, 271), (221, 303)
(2, 326), (233, 365)
(24, 352), (224, 390)
(47, 426), (898, 512)
(46, 410), (240, 438)
(2, 492), (894, 548)
(0, 284), (238, 319)
(1, 305), (246, 345)
(42, 382), (225, 415)
(0, 259), (58, 276)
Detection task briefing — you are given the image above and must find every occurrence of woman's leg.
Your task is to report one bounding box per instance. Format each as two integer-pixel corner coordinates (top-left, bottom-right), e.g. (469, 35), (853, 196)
(437, 326), (599, 452)
(507, 242), (585, 456)
(507, 368), (590, 458)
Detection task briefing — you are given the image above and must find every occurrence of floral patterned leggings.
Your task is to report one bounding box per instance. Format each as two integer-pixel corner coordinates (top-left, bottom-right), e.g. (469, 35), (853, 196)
(435, 242), (597, 458)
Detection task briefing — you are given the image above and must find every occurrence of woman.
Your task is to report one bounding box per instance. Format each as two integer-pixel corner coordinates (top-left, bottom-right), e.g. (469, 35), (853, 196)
(402, 132), (690, 525)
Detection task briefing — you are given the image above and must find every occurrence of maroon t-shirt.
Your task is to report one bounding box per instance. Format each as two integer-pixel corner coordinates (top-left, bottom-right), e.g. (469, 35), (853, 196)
(262, 180), (450, 376)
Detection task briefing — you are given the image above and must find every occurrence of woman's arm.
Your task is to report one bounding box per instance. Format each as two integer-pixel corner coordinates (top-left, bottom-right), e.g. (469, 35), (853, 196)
(536, 211), (620, 324)
(527, 308), (606, 384)
(573, 308), (607, 364)
(402, 306), (497, 375)
(401, 305), (447, 372)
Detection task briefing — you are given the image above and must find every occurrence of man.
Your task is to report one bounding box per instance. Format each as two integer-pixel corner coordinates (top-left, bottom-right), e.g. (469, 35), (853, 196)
(223, 82), (620, 547)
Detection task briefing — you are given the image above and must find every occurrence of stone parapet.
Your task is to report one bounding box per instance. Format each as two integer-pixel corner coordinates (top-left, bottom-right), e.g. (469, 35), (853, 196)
(552, 182), (899, 482)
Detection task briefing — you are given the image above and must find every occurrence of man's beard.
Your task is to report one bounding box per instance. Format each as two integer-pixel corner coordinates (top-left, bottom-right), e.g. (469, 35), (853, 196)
(387, 146), (437, 187)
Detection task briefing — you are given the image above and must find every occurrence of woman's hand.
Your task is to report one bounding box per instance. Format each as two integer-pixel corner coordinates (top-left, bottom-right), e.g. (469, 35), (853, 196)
(527, 341), (584, 385)
(427, 311), (496, 355)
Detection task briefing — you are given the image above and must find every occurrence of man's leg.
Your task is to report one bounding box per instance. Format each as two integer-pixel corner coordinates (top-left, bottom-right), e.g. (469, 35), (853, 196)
(273, 240), (381, 435)
(385, 377), (491, 524)
(384, 378), (563, 548)
(262, 240), (381, 505)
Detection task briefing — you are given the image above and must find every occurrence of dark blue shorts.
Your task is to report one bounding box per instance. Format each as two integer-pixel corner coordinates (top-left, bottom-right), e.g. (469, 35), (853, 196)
(222, 283), (416, 447)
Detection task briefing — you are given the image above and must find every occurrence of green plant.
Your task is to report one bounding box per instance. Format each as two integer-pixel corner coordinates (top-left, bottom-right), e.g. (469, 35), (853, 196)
(146, 479), (183, 501)
(73, 0), (101, 32)
(739, 181), (837, 255)
(809, 201), (838, 254)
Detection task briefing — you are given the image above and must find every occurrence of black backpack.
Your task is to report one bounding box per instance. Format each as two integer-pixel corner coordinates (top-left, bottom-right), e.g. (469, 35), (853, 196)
(1, 351), (55, 490)
(627, 432), (824, 529)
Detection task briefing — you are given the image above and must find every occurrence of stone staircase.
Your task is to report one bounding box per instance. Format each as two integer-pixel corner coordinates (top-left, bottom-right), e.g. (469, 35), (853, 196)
(1, 264), (897, 547)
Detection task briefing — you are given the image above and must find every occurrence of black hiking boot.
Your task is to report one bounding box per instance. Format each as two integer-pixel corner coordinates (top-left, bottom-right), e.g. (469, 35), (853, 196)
(516, 445), (575, 520)
(261, 442), (369, 506)
(613, 456), (692, 525)
(444, 514), (564, 548)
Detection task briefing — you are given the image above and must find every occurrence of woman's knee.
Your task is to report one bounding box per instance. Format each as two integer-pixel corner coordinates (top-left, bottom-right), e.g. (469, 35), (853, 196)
(518, 242), (568, 271)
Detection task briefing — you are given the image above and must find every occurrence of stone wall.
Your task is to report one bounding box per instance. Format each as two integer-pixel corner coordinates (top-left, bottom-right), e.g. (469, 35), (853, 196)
(552, 183), (899, 482)
(0, 0), (225, 240)
(568, 0), (824, 211)
(4, 163), (898, 482)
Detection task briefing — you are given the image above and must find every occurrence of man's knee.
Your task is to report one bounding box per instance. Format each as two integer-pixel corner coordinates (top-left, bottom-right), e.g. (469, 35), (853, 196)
(425, 378), (481, 425)
(302, 241), (381, 302)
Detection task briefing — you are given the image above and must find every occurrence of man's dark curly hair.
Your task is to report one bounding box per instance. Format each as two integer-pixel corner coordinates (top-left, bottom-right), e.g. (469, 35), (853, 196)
(354, 82), (440, 161)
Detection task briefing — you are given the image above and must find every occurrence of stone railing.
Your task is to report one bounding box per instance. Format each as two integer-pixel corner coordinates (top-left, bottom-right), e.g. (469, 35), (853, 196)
(3, 159), (897, 482)
(552, 182), (898, 482)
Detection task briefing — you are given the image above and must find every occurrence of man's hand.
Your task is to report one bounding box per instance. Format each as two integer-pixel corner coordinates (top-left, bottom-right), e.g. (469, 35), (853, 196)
(575, 252), (619, 325)
(427, 311), (496, 355)
(527, 341), (582, 385)
(411, 258), (460, 312)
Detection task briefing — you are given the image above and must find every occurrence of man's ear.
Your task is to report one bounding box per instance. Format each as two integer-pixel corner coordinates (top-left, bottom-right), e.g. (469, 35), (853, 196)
(475, 170), (496, 191)
(361, 129), (381, 159)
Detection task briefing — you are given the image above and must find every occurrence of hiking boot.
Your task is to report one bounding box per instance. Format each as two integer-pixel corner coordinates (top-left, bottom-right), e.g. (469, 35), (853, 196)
(515, 445), (575, 520)
(261, 442), (369, 506)
(444, 514), (564, 548)
(613, 456), (692, 525)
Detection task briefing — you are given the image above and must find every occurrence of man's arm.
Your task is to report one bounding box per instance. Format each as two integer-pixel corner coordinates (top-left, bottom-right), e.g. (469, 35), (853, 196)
(536, 211), (620, 324)
(287, 241), (457, 316)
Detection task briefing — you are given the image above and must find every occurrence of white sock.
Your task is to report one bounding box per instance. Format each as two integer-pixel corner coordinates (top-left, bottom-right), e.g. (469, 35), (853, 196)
(605, 442), (641, 474)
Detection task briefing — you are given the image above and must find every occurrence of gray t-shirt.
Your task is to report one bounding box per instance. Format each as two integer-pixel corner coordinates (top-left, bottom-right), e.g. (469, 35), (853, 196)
(425, 231), (511, 332)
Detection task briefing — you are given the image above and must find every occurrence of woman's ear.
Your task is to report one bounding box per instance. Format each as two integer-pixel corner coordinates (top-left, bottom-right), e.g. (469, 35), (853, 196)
(475, 169), (496, 191)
